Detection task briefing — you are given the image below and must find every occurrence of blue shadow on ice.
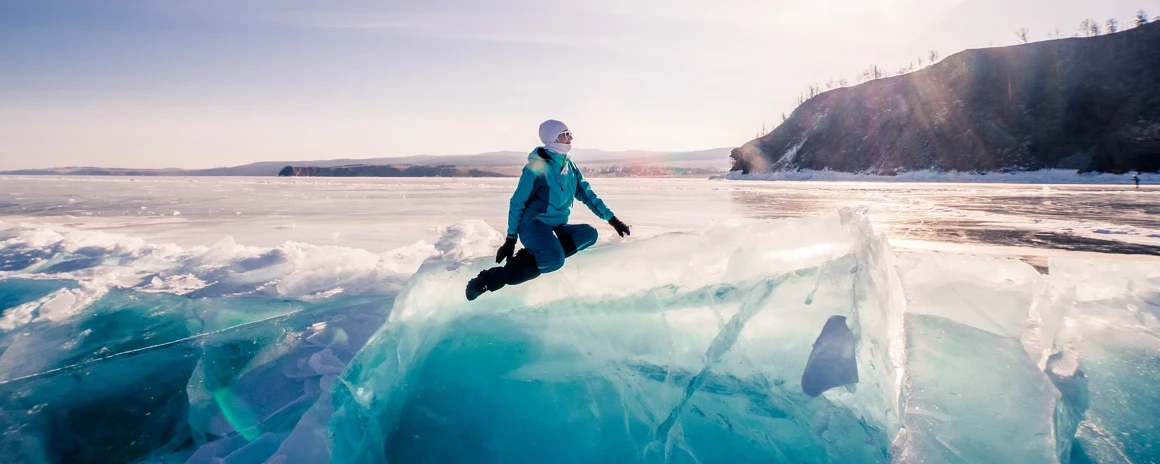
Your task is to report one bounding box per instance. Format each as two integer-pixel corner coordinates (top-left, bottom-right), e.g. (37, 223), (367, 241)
(0, 278), (76, 316)
(0, 281), (391, 464)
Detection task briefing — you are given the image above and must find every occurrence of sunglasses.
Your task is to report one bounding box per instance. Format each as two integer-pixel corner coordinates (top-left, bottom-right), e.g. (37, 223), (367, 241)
(560, 131), (573, 138)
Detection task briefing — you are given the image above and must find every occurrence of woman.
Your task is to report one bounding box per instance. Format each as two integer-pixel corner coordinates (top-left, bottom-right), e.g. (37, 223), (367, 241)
(467, 119), (631, 300)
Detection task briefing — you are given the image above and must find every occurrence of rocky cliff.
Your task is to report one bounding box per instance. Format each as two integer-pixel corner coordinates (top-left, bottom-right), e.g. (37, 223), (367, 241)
(732, 22), (1160, 175)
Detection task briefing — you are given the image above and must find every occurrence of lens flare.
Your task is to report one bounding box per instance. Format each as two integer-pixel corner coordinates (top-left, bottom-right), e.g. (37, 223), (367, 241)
(213, 388), (261, 441)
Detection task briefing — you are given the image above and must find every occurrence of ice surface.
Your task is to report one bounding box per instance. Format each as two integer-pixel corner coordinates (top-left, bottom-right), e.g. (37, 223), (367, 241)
(0, 222), (433, 302)
(6, 177), (1159, 259)
(0, 289), (202, 463)
(329, 211), (907, 463)
(896, 252), (1067, 367)
(893, 314), (1064, 463)
(1046, 258), (1160, 463)
(2, 187), (1159, 463)
(894, 253), (1074, 463)
(898, 253), (1045, 338)
(0, 221), (436, 464)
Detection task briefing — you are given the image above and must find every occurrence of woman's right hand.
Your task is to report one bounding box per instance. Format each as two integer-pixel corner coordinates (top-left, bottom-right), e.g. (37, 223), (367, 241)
(496, 237), (517, 264)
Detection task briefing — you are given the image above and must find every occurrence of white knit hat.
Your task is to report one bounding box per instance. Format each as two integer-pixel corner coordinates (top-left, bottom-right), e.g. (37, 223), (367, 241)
(538, 119), (569, 145)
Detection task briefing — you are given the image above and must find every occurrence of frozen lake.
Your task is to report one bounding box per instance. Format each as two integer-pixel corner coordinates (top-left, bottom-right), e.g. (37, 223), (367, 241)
(2, 175), (1159, 463)
(2, 176), (1158, 259)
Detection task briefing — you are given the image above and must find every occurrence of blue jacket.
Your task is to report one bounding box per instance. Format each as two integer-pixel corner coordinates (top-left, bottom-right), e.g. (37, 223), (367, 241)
(507, 148), (614, 238)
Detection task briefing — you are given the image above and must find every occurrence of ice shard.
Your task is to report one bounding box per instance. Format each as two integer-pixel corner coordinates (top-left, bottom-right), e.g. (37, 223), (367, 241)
(893, 253), (1076, 464)
(328, 211), (906, 464)
(1046, 258), (1160, 464)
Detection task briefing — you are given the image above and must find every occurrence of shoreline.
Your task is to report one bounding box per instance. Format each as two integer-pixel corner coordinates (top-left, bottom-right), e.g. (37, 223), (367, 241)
(719, 168), (1156, 185)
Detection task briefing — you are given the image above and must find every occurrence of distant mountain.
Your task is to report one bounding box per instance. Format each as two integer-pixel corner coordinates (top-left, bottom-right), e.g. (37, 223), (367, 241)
(277, 164), (521, 178)
(731, 22), (1160, 175)
(2, 148), (732, 177)
(276, 163), (723, 178)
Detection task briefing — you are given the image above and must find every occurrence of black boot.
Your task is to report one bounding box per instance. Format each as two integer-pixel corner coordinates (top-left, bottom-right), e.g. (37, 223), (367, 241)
(465, 249), (542, 301)
(465, 272), (491, 301)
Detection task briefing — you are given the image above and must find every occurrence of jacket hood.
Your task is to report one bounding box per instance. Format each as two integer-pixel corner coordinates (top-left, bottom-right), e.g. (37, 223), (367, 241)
(527, 148), (566, 162)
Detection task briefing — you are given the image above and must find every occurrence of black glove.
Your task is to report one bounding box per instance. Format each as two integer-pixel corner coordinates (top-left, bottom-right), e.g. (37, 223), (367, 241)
(609, 217), (631, 237)
(496, 237), (517, 264)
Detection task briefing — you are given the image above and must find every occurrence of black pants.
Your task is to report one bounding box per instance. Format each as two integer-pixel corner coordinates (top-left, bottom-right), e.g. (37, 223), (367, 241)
(478, 223), (596, 292)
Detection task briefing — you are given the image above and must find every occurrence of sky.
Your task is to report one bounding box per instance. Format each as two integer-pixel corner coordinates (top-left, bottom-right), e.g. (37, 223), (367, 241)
(0, 0), (1153, 169)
